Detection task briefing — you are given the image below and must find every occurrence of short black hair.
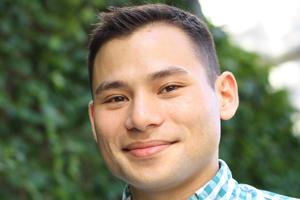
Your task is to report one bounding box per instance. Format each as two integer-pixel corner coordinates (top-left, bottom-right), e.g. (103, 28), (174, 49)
(88, 4), (220, 96)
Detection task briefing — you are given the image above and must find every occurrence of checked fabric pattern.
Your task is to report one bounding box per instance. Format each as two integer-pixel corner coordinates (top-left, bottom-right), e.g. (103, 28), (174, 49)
(122, 160), (298, 200)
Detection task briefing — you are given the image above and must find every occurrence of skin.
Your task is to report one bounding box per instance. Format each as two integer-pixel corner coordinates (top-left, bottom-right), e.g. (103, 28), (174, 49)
(89, 22), (239, 200)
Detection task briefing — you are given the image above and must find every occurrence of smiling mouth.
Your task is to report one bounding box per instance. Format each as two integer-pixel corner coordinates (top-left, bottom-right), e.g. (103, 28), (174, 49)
(123, 140), (178, 158)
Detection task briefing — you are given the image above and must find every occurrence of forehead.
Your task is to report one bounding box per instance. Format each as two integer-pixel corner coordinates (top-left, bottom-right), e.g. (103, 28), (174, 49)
(93, 23), (205, 87)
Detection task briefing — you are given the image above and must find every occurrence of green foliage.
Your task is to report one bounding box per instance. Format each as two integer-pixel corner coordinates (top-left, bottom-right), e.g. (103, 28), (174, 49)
(0, 0), (299, 199)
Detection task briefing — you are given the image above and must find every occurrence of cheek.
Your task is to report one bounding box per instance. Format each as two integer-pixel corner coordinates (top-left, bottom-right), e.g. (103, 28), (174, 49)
(93, 109), (126, 155)
(94, 109), (124, 137)
(165, 92), (206, 126)
(93, 109), (126, 173)
(166, 90), (220, 146)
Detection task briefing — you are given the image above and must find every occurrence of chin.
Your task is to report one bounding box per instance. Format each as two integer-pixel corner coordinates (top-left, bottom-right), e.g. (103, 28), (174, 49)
(130, 177), (177, 192)
(121, 165), (183, 192)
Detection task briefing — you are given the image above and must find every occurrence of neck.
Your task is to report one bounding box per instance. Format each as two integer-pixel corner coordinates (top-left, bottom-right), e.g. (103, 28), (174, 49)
(131, 157), (219, 200)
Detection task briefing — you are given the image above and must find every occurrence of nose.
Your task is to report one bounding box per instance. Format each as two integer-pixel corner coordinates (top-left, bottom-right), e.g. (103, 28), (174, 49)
(125, 93), (164, 132)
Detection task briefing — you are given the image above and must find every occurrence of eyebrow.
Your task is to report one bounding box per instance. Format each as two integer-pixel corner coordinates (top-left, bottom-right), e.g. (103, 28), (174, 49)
(94, 66), (188, 96)
(148, 66), (188, 81)
(95, 80), (129, 96)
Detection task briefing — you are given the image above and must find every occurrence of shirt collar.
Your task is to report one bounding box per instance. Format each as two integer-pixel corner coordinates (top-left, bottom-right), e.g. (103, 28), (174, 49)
(122, 159), (232, 200)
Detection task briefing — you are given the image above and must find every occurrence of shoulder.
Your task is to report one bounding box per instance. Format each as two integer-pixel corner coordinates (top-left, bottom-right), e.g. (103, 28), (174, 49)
(235, 183), (298, 200)
(218, 160), (298, 200)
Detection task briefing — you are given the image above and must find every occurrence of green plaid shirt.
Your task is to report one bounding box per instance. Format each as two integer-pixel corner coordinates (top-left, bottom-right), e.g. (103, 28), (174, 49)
(122, 160), (298, 200)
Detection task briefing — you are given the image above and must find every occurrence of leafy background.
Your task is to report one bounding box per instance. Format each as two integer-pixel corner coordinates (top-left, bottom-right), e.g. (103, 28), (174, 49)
(1, 0), (299, 199)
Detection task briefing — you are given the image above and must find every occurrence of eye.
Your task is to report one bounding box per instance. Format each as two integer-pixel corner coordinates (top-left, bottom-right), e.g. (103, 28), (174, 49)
(159, 84), (182, 94)
(104, 95), (129, 104)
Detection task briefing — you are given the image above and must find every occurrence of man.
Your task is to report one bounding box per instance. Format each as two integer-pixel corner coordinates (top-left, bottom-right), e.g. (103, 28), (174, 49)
(87, 4), (297, 200)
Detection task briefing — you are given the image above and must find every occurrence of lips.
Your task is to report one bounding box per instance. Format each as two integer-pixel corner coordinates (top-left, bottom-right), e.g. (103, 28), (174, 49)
(123, 140), (177, 158)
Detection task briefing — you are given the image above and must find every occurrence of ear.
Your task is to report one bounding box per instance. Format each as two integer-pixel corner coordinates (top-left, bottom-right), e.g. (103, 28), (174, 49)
(215, 71), (239, 120)
(88, 100), (98, 143)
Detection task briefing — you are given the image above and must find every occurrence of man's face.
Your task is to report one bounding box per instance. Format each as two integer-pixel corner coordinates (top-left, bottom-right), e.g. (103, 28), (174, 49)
(89, 23), (225, 191)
